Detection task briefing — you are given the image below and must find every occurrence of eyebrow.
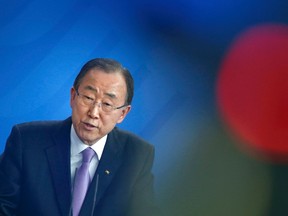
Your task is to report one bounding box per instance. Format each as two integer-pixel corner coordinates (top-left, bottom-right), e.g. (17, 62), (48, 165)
(104, 92), (116, 99)
(83, 85), (117, 99)
(84, 85), (97, 92)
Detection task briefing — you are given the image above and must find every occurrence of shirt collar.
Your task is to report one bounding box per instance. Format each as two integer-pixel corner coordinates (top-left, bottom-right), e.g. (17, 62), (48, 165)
(70, 124), (107, 159)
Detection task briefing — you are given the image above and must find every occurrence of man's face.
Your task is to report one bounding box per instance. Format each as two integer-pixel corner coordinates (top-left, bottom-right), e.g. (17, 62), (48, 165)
(70, 69), (131, 145)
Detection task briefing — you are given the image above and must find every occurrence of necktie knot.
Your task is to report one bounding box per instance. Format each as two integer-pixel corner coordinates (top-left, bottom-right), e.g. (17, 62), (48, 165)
(82, 147), (95, 163)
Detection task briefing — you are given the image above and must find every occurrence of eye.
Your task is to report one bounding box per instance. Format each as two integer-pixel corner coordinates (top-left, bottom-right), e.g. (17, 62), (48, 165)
(102, 102), (112, 107)
(83, 95), (94, 102)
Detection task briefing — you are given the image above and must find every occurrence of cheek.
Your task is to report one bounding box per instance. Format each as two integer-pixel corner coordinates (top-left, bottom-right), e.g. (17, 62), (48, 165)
(100, 114), (120, 125)
(116, 116), (124, 124)
(72, 105), (86, 121)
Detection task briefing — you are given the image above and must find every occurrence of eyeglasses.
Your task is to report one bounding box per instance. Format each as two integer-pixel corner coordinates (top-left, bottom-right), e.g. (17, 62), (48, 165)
(75, 89), (127, 113)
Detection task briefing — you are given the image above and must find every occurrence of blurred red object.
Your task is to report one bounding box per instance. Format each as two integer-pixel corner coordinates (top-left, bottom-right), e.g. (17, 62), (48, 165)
(217, 24), (288, 160)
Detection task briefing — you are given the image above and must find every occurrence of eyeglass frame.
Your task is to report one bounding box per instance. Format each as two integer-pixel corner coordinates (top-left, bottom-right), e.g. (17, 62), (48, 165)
(74, 88), (128, 112)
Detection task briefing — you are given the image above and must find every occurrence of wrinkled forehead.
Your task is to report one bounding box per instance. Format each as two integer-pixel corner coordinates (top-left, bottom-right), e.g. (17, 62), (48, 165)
(80, 69), (127, 100)
(83, 85), (120, 101)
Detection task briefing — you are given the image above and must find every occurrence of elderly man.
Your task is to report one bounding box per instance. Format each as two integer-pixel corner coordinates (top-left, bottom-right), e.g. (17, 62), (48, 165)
(0, 58), (158, 216)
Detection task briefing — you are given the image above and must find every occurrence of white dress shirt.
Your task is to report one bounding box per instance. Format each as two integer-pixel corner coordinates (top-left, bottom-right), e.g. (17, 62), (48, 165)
(70, 125), (107, 186)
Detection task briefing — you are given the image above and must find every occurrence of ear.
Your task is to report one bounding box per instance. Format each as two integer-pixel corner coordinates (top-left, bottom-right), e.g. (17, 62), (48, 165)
(70, 87), (76, 108)
(116, 105), (131, 124)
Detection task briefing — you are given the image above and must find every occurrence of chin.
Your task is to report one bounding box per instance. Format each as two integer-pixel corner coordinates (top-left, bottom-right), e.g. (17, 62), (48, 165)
(83, 136), (100, 145)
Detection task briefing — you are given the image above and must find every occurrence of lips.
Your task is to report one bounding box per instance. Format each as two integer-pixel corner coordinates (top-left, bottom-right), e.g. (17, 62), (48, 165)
(82, 122), (98, 130)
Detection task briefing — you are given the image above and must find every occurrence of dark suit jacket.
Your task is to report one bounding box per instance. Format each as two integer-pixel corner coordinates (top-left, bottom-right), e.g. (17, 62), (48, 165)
(0, 117), (158, 216)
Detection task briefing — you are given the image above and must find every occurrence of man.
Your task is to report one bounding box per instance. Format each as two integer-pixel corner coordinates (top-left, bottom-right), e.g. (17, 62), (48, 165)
(0, 58), (158, 216)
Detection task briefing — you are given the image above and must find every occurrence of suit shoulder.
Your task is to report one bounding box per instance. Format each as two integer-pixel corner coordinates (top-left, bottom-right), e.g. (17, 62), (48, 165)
(15, 120), (64, 132)
(8, 118), (71, 148)
(11, 118), (71, 138)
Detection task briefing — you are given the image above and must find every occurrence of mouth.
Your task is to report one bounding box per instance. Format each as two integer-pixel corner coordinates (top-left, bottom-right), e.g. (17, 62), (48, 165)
(82, 122), (99, 130)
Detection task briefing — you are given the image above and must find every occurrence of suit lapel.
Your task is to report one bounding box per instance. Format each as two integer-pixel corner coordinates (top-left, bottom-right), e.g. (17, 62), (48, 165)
(80, 128), (126, 215)
(46, 118), (72, 216)
(95, 129), (125, 203)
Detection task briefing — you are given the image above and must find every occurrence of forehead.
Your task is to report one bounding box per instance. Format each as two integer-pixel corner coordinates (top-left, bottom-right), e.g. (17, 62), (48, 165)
(80, 69), (127, 96)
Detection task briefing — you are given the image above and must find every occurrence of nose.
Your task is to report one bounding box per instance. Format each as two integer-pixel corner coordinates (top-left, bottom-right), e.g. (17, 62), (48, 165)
(88, 103), (101, 118)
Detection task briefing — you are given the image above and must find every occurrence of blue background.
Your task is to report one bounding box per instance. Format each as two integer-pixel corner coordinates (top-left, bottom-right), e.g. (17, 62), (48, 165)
(1, 1), (288, 215)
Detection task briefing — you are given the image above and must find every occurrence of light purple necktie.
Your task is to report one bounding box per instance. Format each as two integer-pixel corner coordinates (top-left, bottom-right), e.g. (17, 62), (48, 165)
(72, 147), (95, 216)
